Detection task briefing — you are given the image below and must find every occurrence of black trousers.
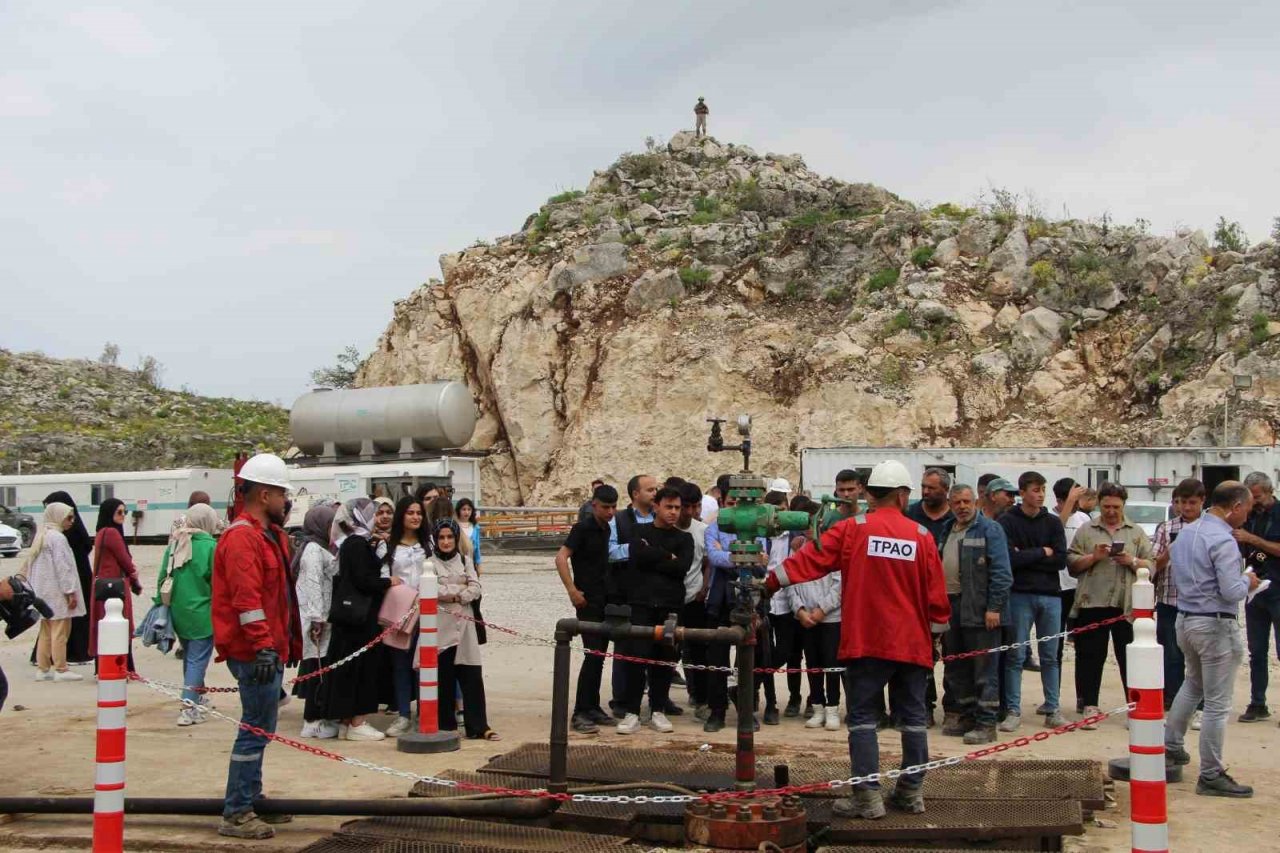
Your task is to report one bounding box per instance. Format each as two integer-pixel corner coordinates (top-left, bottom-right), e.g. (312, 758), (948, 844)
(1073, 606), (1131, 707)
(771, 612), (804, 703)
(800, 621), (842, 706)
(574, 603), (610, 715)
(438, 646), (489, 738)
(679, 600), (709, 706)
(622, 604), (678, 715)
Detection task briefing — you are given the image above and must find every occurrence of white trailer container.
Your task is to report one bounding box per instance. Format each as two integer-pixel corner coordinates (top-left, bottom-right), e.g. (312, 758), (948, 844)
(286, 456), (481, 509)
(0, 468), (234, 539)
(799, 446), (1278, 503)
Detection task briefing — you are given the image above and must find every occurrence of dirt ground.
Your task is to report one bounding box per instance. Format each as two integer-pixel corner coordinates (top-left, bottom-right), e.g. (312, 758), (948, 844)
(1, 547), (1277, 852)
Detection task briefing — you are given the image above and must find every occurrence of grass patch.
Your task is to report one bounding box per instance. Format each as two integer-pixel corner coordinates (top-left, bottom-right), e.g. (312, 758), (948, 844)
(885, 309), (912, 334)
(1210, 293), (1239, 332)
(1030, 259), (1055, 289)
(930, 202), (974, 220)
(823, 285), (851, 304)
(910, 245), (935, 268)
(867, 268), (900, 292)
(678, 266), (711, 288)
(638, 190), (658, 204)
(689, 211), (720, 225)
(546, 189), (584, 205)
(1250, 312), (1271, 346)
(617, 152), (664, 180)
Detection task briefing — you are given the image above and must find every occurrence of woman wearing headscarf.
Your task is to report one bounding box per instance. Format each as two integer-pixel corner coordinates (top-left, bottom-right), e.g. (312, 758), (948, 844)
(155, 503), (219, 726)
(24, 503), (87, 681)
(293, 502), (340, 739)
(430, 518), (498, 740)
(318, 497), (402, 741)
(371, 497), (395, 563)
(89, 498), (142, 670)
(43, 491), (94, 664)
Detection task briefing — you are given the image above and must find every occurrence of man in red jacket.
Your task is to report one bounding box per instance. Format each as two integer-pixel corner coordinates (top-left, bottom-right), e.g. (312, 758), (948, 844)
(212, 453), (302, 840)
(768, 460), (950, 820)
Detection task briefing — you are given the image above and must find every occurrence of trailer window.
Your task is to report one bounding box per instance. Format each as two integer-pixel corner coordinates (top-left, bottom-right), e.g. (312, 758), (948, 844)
(90, 484), (114, 505)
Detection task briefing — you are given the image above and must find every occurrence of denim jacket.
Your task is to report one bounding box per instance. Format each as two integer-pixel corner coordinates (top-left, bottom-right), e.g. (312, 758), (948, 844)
(939, 513), (1012, 628)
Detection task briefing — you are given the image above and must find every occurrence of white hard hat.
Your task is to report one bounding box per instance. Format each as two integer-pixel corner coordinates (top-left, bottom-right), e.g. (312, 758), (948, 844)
(767, 477), (793, 494)
(238, 453), (291, 490)
(866, 460), (912, 489)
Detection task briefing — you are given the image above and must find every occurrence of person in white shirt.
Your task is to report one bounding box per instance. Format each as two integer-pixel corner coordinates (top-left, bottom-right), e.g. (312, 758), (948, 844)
(676, 483), (711, 713)
(383, 497), (429, 737)
(1052, 478), (1091, 712)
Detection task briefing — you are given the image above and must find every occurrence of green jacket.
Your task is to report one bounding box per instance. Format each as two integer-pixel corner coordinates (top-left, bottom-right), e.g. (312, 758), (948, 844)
(155, 532), (215, 640)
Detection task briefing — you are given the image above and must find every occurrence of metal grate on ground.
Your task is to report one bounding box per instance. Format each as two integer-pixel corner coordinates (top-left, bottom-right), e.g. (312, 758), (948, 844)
(479, 743), (1104, 809)
(815, 846), (1044, 852)
(322, 815), (635, 852)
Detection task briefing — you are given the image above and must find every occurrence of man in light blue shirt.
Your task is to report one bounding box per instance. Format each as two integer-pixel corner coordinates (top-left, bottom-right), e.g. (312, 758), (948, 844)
(1166, 481), (1259, 798)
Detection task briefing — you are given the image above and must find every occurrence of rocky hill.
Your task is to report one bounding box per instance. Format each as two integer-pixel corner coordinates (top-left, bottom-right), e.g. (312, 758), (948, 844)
(0, 350), (290, 474)
(359, 132), (1280, 505)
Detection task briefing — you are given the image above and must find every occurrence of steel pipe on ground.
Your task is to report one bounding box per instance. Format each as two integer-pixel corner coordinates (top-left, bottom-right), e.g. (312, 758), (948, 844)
(0, 797), (556, 819)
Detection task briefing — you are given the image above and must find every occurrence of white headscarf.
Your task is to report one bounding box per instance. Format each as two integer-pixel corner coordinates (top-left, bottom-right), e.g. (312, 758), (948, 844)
(169, 503), (220, 571)
(331, 497), (377, 547)
(20, 502), (73, 573)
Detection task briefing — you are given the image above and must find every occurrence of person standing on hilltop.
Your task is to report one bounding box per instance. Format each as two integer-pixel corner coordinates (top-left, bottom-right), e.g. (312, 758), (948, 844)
(694, 97), (709, 137)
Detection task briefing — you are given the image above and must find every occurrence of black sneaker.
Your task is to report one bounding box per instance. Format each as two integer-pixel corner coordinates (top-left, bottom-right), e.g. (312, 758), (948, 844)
(610, 703), (627, 721)
(1238, 705), (1270, 723)
(762, 706), (780, 726)
(1197, 772), (1252, 798)
(587, 707), (613, 725)
(1166, 745), (1191, 766)
(784, 697), (801, 718)
(572, 713), (599, 734)
(703, 713), (725, 733)
(659, 701), (684, 716)
(1023, 658), (1041, 672)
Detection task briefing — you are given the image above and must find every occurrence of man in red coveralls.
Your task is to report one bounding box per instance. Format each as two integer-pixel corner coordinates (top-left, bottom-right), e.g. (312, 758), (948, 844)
(212, 453), (303, 839)
(767, 460), (950, 820)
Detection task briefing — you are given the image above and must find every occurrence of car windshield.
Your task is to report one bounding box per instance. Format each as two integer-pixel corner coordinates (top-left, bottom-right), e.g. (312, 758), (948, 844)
(1126, 504), (1171, 524)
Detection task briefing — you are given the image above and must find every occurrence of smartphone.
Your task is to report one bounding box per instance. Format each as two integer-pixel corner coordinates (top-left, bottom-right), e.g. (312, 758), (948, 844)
(1109, 541), (1125, 556)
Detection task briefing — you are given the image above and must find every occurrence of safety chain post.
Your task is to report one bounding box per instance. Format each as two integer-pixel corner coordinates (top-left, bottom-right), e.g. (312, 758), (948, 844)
(1127, 568), (1168, 853)
(398, 571), (459, 754)
(94, 598), (129, 853)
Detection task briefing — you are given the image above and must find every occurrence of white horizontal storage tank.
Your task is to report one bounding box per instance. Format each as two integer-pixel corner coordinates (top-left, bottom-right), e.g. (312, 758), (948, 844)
(291, 383), (477, 459)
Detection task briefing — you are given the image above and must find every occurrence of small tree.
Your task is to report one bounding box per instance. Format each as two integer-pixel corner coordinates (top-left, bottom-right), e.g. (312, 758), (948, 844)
(311, 346), (362, 388)
(99, 342), (120, 366)
(136, 355), (164, 388)
(1213, 216), (1248, 253)
(1271, 216), (1280, 243)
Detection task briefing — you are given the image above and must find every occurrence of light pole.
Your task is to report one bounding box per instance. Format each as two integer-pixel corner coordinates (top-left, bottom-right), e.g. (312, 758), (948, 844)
(1223, 374), (1254, 446)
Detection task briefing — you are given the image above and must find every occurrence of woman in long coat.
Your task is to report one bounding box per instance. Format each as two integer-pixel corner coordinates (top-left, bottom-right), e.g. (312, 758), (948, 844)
(43, 491), (94, 663)
(24, 502), (88, 680)
(89, 498), (142, 669)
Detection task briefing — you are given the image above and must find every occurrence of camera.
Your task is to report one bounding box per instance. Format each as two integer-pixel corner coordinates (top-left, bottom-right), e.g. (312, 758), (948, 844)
(0, 575), (54, 640)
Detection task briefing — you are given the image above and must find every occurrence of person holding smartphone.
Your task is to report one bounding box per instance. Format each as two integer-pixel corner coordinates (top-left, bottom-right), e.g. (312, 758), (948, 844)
(1067, 482), (1155, 728)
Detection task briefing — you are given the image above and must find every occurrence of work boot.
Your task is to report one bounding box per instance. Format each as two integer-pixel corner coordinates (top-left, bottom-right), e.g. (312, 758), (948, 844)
(998, 712), (1022, 733)
(1238, 705), (1270, 723)
(257, 812), (293, 825)
(832, 788), (885, 820)
(941, 712), (973, 736)
(762, 706), (780, 726)
(888, 783), (925, 814)
(963, 724), (997, 745)
(703, 713), (725, 733)
(218, 811), (274, 840)
(1197, 772), (1253, 798)
(571, 713), (599, 734)
(784, 696), (801, 718)
(1166, 745), (1191, 766)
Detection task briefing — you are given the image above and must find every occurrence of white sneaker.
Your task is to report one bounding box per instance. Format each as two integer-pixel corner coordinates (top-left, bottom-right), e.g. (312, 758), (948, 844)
(616, 713), (641, 734)
(313, 720), (340, 739)
(1190, 709), (1203, 731)
(1080, 706), (1100, 731)
(804, 707), (825, 729)
(300, 720), (321, 738)
(177, 706), (206, 727)
(344, 722), (386, 741)
(386, 716), (413, 737)
(34, 670), (53, 682)
(824, 706), (841, 731)
(649, 711), (674, 733)
(53, 670), (84, 682)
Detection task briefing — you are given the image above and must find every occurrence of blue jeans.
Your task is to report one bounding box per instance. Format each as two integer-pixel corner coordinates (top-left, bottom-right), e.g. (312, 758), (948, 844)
(182, 636), (215, 705)
(391, 642), (417, 719)
(223, 658), (282, 818)
(843, 658), (929, 791)
(1244, 588), (1280, 708)
(1003, 593), (1061, 714)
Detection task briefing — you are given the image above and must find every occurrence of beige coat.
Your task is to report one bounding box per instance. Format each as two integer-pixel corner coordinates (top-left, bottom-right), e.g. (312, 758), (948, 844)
(430, 552), (483, 665)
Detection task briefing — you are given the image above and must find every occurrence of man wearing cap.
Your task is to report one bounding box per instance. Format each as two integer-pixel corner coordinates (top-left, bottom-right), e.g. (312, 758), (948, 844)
(694, 96), (709, 137)
(212, 454), (303, 839)
(768, 460), (951, 820)
(981, 477), (1017, 519)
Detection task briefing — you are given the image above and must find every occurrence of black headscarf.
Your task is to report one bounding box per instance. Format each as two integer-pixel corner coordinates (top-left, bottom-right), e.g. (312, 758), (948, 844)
(432, 518), (461, 561)
(43, 491), (91, 556)
(95, 498), (127, 549)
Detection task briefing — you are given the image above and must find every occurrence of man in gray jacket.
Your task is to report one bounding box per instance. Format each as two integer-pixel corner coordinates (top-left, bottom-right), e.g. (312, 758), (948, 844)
(938, 484), (1012, 744)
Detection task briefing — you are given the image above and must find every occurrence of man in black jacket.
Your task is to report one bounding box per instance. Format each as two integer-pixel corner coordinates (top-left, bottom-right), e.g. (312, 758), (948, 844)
(606, 474), (657, 717)
(616, 487), (692, 735)
(997, 471), (1067, 732)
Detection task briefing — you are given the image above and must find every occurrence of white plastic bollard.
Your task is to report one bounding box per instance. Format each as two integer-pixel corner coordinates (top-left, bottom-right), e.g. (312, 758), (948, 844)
(396, 571), (458, 753)
(94, 597), (129, 853)
(1127, 568), (1168, 853)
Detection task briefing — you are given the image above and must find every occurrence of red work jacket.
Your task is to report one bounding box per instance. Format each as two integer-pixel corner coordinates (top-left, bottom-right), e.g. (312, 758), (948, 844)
(770, 505), (951, 669)
(212, 514), (302, 664)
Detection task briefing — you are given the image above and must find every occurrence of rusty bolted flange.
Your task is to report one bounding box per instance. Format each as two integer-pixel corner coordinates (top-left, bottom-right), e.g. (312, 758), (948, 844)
(684, 796), (806, 852)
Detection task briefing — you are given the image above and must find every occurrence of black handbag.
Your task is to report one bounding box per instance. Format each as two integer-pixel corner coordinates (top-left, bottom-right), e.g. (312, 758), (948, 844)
(328, 572), (372, 628)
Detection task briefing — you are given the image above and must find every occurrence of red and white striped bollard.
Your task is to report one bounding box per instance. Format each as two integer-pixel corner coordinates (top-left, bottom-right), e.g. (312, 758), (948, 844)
(1127, 567), (1168, 853)
(94, 597), (129, 853)
(397, 571), (459, 753)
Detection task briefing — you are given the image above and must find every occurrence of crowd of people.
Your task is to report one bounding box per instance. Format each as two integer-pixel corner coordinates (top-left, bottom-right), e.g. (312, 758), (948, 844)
(555, 463), (1280, 815)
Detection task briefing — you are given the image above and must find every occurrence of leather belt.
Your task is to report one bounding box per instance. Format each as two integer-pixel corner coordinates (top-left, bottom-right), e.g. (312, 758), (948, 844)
(1178, 610), (1236, 620)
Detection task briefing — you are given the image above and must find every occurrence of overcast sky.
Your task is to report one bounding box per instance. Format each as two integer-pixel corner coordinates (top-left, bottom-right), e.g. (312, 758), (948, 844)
(3, 1), (1278, 404)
